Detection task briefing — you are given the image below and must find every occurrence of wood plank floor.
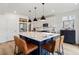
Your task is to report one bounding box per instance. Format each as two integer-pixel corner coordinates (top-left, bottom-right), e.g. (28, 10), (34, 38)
(64, 43), (79, 55)
(0, 40), (79, 55)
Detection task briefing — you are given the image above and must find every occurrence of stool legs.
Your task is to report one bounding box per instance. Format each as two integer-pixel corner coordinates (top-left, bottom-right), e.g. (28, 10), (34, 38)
(14, 45), (16, 55)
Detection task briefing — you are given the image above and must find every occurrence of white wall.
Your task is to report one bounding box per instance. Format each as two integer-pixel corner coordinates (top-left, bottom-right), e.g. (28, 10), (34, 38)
(0, 13), (28, 43)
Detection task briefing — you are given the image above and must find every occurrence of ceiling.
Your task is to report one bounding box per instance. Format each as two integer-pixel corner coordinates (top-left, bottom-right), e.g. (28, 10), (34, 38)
(0, 3), (79, 18)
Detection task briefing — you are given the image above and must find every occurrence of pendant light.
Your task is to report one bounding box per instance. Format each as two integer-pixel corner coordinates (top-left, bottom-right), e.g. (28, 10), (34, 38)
(28, 19), (31, 22)
(28, 10), (32, 22)
(33, 7), (37, 21)
(41, 3), (46, 20)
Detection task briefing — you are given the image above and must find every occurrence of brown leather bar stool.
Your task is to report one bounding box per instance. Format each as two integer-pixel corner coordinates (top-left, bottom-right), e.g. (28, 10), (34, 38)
(43, 37), (60, 55)
(14, 36), (38, 55)
(59, 35), (64, 55)
(43, 35), (64, 55)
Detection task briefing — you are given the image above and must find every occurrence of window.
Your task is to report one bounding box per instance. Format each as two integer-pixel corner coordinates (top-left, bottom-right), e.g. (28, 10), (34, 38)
(62, 16), (75, 30)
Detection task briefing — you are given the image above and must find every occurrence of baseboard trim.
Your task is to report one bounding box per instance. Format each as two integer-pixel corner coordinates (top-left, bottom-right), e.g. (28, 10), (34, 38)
(0, 40), (14, 45)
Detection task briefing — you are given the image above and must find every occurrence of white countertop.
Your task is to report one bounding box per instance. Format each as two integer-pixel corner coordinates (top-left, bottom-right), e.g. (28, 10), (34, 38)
(19, 32), (60, 42)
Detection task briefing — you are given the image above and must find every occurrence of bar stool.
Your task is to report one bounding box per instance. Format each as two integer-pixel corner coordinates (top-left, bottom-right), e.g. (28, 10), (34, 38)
(59, 35), (64, 55)
(14, 36), (38, 55)
(43, 35), (64, 55)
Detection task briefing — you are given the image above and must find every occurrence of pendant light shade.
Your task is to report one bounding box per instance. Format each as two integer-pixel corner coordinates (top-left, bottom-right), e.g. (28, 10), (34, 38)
(28, 10), (32, 22)
(41, 15), (46, 20)
(41, 3), (46, 20)
(33, 7), (37, 21)
(28, 19), (31, 22)
(34, 18), (37, 21)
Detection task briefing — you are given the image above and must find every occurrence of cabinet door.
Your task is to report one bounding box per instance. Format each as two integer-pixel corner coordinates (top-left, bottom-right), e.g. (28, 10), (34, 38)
(66, 30), (75, 44)
(19, 23), (27, 32)
(60, 30), (75, 44)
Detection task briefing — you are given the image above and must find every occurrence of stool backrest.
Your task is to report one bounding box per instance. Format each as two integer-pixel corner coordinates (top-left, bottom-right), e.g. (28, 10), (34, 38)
(51, 37), (60, 52)
(14, 36), (28, 53)
(60, 35), (64, 45)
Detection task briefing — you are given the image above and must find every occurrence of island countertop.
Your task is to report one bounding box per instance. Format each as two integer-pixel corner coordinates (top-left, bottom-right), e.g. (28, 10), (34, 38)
(19, 32), (60, 42)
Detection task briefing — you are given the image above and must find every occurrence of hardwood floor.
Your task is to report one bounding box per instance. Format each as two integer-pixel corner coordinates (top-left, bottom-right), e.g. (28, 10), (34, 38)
(0, 40), (79, 55)
(64, 43), (79, 55)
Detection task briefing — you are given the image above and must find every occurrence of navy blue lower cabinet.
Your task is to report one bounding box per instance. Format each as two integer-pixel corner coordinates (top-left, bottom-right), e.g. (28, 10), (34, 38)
(60, 30), (76, 44)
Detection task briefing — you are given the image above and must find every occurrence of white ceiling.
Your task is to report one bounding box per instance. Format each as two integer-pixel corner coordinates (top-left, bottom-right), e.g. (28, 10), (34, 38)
(0, 3), (79, 18)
